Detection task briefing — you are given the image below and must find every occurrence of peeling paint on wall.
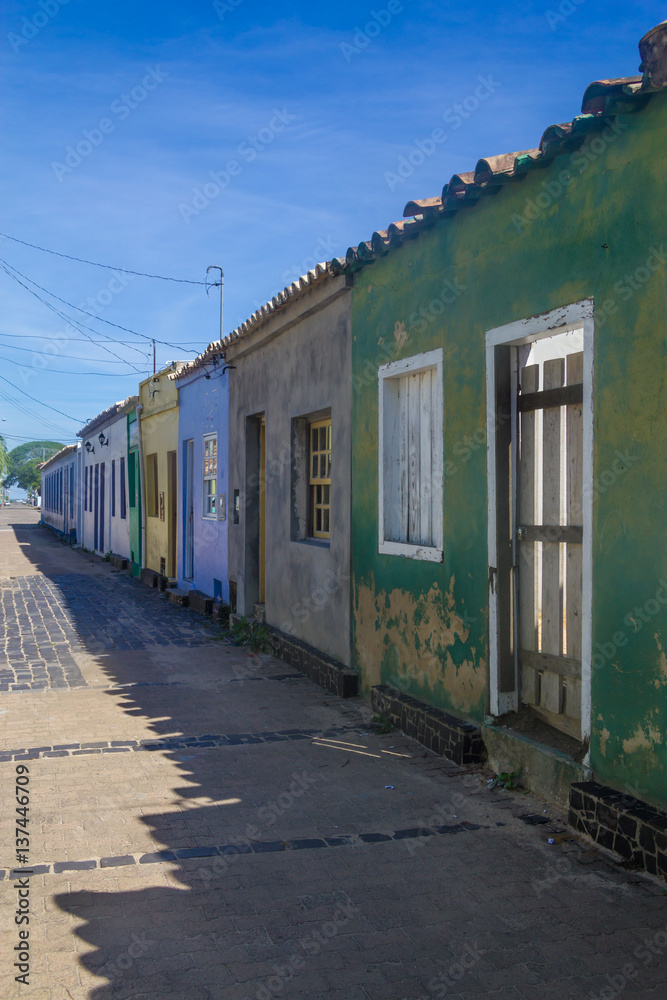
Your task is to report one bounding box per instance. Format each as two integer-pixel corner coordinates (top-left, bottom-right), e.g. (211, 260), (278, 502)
(599, 727), (611, 757)
(622, 723), (664, 755)
(350, 95), (667, 808)
(654, 633), (667, 688)
(354, 573), (485, 715)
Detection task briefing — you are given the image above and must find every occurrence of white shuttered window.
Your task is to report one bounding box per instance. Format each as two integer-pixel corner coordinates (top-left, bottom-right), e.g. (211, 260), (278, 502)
(378, 349), (443, 561)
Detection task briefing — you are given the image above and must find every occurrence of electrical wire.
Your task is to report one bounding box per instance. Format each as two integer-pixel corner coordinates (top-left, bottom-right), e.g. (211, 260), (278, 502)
(0, 264), (147, 372)
(0, 374), (82, 422)
(0, 388), (75, 437)
(0, 340), (147, 364)
(0, 259), (198, 354)
(1, 433), (77, 442)
(0, 355), (149, 377)
(0, 332), (205, 345)
(0, 232), (208, 285)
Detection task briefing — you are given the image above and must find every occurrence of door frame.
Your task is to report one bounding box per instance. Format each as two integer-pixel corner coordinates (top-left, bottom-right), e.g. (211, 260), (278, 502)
(243, 413), (265, 612)
(184, 439), (194, 581)
(485, 299), (594, 738)
(99, 462), (105, 553)
(167, 451), (177, 579)
(94, 463), (99, 551)
(259, 419), (266, 604)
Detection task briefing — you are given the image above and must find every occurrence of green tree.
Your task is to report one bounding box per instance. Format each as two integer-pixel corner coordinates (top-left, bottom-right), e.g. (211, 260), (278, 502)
(2, 440), (64, 495)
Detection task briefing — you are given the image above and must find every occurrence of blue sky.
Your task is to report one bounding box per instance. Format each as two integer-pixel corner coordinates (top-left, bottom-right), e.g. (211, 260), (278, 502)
(0, 0), (663, 457)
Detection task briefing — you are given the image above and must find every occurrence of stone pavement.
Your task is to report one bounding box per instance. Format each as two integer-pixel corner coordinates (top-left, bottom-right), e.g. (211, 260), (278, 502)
(1, 508), (666, 1000)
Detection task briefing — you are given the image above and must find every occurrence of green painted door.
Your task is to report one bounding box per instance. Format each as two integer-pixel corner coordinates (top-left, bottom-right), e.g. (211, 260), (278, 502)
(128, 413), (141, 575)
(128, 449), (141, 575)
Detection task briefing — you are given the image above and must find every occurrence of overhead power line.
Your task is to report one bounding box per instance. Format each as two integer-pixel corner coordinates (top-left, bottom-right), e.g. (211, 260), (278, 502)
(1, 433), (77, 442)
(0, 340), (149, 363)
(0, 232), (208, 285)
(0, 374), (82, 422)
(0, 263), (146, 371)
(0, 387), (75, 437)
(0, 355), (149, 377)
(0, 259), (198, 355)
(0, 332), (205, 345)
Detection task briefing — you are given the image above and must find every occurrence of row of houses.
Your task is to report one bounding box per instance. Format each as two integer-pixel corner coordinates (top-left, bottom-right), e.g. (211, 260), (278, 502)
(41, 22), (667, 876)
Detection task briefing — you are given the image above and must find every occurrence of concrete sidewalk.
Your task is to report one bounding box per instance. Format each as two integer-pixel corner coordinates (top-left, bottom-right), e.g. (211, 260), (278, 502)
(1, 510), (666, 1000)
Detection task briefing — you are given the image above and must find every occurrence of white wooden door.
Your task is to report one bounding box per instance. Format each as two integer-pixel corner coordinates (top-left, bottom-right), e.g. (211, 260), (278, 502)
(517, 347), (584, 739)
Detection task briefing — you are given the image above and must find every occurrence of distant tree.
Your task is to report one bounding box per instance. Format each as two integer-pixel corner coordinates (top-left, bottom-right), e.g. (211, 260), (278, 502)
(2, 440), (64, 495)
(0, 436), (7, 481)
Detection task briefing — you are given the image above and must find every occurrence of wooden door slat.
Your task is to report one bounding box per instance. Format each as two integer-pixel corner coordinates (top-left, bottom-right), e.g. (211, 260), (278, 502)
(520, 647), (581, 678)
(419, 369), (433, 546)
(518, 364), (539, 704)
(408, 374), (421, 543)
(540, 357), (564, 714)
(566, 351), (584, 666)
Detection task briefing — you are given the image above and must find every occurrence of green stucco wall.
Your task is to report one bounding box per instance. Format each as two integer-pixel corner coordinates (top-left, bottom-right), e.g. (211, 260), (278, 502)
(351, 95), (667, 807)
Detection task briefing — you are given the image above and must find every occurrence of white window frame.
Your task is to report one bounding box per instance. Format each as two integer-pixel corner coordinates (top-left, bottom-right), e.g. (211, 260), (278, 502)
(202, 432), (218, 519)
(378, 348), (443, 562)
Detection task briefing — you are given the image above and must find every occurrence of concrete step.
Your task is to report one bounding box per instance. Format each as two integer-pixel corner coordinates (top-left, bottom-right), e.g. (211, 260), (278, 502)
(188, 590), (214, 615)
(483, 723), (591, 809)
(165, 588), (189, 607)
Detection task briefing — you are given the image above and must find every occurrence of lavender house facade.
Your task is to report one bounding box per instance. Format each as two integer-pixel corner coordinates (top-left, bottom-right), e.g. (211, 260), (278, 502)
(171, 358), (230, 603)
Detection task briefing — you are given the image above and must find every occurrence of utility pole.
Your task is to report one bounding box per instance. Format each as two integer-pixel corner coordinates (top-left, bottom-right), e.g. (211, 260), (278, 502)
(152, 340), (156, 375)
(206, 266), (224, 342)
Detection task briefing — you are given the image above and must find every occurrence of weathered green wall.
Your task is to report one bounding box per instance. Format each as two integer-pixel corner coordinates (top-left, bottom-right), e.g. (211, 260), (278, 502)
(351, 94), (667, 808)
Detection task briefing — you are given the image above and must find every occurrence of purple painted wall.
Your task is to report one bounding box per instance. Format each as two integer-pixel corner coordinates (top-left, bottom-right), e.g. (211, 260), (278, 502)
(176, 367), (229, 603)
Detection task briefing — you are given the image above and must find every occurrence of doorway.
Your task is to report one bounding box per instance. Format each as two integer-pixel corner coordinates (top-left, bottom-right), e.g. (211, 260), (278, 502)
(167, 451), (177, 579)
(184, 439), (194, 581)
(259, 419), (266, 604)
(99, 462), (105, 553)
(94, 463), (99, 551)
(486, 301), (593, 742)
(243, 413), (266, 611)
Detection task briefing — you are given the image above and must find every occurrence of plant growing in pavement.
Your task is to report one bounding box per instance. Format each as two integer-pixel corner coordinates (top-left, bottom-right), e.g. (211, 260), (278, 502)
(488, 770), (521, 790)
(218, 616), (273, 653)
(370, 711), (395, 734)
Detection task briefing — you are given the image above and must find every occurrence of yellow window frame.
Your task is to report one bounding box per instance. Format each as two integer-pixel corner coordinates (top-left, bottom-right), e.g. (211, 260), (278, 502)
(309, 418), (331, 539)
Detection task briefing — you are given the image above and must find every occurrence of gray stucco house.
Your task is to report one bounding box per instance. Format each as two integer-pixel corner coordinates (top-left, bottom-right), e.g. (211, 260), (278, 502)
(222, 265), (354, 684)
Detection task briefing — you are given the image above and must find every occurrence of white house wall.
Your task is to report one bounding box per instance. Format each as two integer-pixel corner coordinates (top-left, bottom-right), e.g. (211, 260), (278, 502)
(81, 413), (131, 559)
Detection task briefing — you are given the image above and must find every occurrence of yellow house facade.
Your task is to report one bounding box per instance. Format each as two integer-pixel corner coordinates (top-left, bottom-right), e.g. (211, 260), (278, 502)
(138, 363), (185, 579)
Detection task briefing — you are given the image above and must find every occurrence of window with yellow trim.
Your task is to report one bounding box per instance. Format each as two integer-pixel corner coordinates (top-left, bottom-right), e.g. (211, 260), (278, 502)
(309, 418), (331, 539)
(203, 433), (217, 518)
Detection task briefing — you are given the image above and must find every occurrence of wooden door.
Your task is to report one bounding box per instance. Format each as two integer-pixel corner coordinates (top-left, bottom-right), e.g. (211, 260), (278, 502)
(94, 464), (99, 551)
(99, 462), (105, 553)
(517, 350), (584, 739)
(258, 421), (266, 604)
(167, 451), (177, 578)
(63, 466), (69, 536)
(184, 440), (194, 581)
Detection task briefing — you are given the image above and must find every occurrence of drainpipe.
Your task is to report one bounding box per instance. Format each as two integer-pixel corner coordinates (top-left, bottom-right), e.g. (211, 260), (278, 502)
(136, 403), (146, 569)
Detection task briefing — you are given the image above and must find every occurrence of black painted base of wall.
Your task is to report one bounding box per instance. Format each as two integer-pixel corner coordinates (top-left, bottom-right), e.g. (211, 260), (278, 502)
(165, 588), (189, 607)
(371, 685), (486, 767)
(188, 590), (214, 615)
(140, 568), (168, 591)
(570, 781), (667, 881)
(266, 627), (358, 698)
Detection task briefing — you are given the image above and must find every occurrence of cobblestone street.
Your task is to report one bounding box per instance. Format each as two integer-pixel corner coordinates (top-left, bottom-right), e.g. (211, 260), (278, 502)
(1, 509), (666, 1000)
